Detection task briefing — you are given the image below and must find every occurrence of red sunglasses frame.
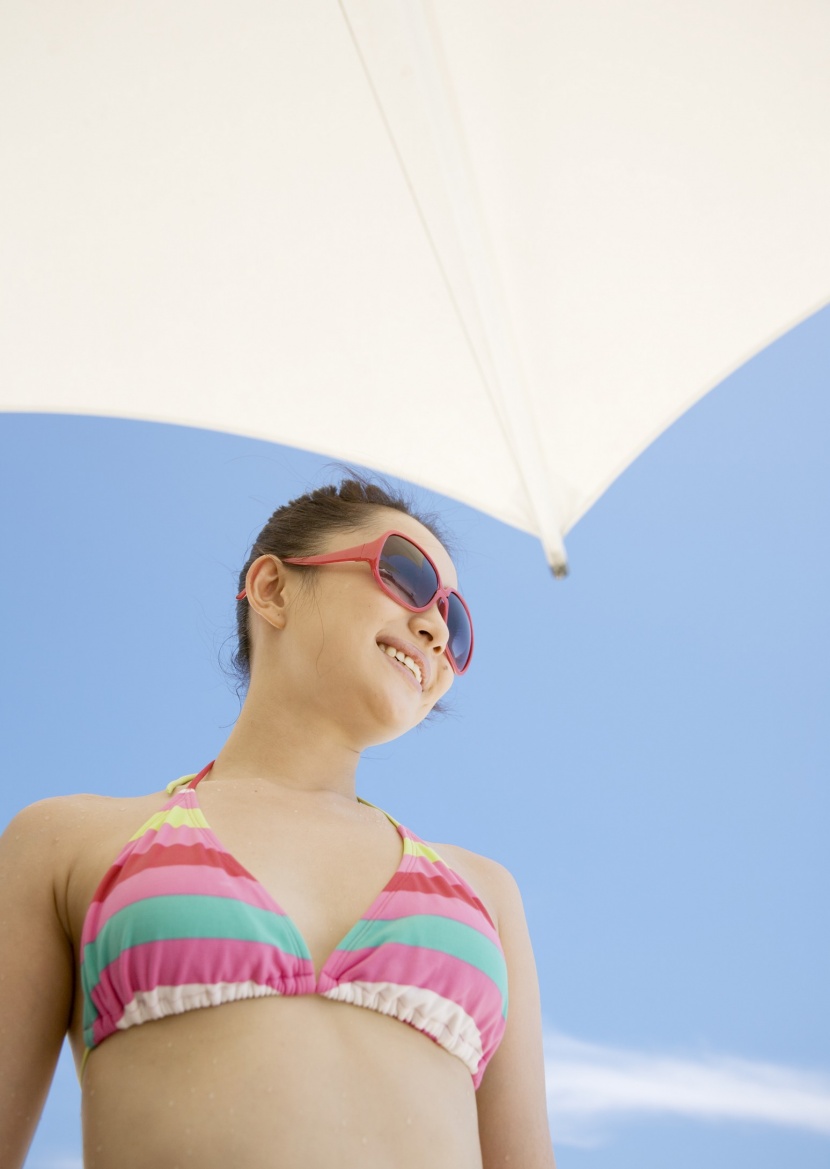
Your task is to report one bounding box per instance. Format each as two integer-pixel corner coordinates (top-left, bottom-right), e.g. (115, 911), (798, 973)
(236, 530), (474, 674)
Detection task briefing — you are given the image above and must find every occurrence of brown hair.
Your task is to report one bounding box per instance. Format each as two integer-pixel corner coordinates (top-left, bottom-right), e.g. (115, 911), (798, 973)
(230, 471), (455, 714)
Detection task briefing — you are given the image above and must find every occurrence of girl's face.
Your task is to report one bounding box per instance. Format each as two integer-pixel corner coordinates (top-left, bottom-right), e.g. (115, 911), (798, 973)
(246, 509), (460, 746)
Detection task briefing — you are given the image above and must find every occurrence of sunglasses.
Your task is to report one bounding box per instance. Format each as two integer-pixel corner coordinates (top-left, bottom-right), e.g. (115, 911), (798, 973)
(237, 530), (473, 675)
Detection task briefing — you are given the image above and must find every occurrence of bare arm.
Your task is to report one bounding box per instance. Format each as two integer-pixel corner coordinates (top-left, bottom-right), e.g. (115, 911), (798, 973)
(476, 861), (556, 1169)
(0, 800), (76, 1169)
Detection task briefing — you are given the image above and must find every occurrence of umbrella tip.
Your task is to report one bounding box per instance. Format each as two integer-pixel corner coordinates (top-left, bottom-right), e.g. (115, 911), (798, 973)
(542, 530), (568, 577)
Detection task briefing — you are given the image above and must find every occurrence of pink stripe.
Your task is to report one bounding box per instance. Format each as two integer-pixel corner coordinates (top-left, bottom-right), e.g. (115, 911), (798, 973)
(91, 937), (314, 1043)
(84, 865), (285, 938)
(320, 942), (504, 1039)
(371, 889), (500, 937)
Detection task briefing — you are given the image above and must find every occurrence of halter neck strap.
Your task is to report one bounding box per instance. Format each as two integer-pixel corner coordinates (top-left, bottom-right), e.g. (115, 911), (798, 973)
(164, 761), (215, 796)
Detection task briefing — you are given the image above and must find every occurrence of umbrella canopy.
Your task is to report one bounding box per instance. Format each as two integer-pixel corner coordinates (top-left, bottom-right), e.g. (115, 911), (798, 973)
(2, 0), (829, 571)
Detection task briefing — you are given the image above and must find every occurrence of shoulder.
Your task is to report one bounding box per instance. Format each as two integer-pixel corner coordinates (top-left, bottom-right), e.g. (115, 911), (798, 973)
(1, 793), (102, 860)
(0, 799), (89, 1164)
(1, 790), (168, 933)
(2, 789), (165, 853)
(0, 795), (107, 941)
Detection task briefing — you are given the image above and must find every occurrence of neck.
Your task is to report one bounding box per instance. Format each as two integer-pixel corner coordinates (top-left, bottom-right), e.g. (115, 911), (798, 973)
(210, 680), (363, 801)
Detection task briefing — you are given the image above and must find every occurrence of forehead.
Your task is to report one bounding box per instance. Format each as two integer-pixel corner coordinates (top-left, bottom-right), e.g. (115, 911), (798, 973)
(332, 508), (459, 589)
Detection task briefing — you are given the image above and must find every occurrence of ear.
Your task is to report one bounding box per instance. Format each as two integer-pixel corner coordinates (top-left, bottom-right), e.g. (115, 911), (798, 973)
(242, 555), (293, 631)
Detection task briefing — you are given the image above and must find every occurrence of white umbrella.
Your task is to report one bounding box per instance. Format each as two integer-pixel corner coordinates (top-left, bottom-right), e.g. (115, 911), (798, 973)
(2, 0), (828, 572)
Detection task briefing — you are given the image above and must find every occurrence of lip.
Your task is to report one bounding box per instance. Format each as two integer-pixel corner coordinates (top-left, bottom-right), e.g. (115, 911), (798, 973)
(376, 637), (431, 692)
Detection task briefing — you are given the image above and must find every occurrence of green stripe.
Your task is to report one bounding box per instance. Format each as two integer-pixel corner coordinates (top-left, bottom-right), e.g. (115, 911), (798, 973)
(82, 895), (310, 1021)
(338, 914), (509, 1008)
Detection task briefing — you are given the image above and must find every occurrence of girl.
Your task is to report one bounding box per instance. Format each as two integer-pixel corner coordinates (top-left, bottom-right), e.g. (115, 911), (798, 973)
(1, 477), (555, 1169)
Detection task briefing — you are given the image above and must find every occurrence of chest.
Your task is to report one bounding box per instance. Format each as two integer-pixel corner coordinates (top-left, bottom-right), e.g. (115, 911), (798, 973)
(65, 785), (505, 1089)
(69, 787), (412, 981)
(196, 787), (408, 975)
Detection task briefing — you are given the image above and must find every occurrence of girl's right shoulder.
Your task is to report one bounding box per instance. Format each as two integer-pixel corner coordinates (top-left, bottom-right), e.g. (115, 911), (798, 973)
(1, 789), (175, 952)
(2, 788), (170, 859)
(0, 792), (170, 1169)
(1, 789), (172, 902)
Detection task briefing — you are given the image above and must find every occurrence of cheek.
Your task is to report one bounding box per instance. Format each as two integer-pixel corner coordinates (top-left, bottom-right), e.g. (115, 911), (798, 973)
(436, 658), (455, 696)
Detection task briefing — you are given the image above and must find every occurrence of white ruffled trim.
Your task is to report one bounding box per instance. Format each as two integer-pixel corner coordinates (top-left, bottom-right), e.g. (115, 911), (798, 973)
(116, 980), (281, 1029)
(322, 980), (483, 1075)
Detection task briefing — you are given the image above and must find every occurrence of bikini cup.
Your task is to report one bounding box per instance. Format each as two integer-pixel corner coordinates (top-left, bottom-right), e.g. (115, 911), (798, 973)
(79, 766), (509, 1088)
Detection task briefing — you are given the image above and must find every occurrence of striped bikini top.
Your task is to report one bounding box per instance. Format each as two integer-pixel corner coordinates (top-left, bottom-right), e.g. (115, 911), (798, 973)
(80, 763), (508, 1088)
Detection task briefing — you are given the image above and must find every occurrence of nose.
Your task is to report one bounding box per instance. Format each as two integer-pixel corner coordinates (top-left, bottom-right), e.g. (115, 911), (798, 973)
(408, 599), (450, 660)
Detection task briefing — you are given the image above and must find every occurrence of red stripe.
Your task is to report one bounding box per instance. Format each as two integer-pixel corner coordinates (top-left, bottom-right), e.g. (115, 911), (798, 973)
(384, 870), (495, 928)
(116, 840), (250, 881)
(88, 841), (249, 907)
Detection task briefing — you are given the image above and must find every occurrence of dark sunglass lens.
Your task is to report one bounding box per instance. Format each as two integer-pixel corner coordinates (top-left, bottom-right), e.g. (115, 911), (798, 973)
(378, 536), (438, 607)
(446, 592), (472, 671)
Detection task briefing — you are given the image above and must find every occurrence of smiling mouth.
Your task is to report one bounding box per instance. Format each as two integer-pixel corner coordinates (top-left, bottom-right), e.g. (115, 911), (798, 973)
(377, 642), (423, 688)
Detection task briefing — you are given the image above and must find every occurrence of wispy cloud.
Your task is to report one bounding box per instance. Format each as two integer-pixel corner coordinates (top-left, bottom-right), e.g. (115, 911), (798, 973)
(545, 1030), (830, 1147)
(22, 1037), (830, 1160)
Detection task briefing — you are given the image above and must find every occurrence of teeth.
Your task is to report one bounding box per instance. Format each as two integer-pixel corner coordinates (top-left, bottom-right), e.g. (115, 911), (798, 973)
(378, 643), (422, 687)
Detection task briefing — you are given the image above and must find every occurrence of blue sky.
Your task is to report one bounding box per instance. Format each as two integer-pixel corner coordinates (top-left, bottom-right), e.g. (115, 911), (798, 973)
(2, 305), (828, 1168)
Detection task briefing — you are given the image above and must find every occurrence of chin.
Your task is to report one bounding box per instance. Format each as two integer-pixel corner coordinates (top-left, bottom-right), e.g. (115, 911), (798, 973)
(360, 692), (431, 746)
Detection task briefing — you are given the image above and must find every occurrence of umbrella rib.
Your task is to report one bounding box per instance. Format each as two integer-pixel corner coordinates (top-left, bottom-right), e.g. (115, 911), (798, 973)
(337, 0), (569, 574)
(334, 0), (504, 416)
